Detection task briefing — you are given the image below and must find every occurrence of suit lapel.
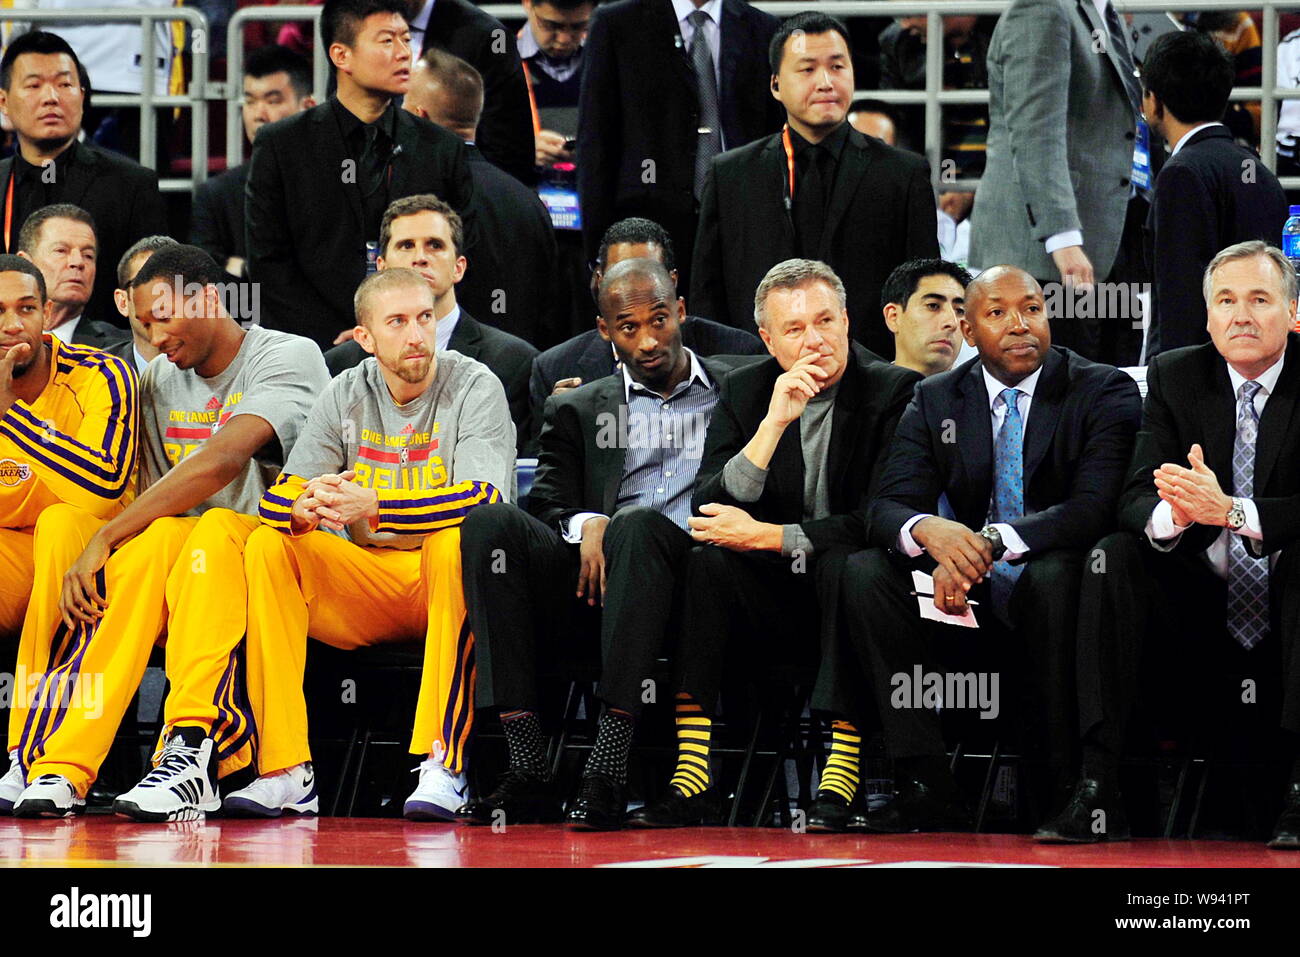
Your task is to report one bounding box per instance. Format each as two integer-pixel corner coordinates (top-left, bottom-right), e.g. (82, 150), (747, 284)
(764, 136), (797, 247)
(580, 333), (616, 384)
(1200, 356), (1237, 482)
(447, 310), (482, 360)
(316, 106), (363, 231)
(824, 356), (866, 510)
(60, 145), (98, 209)
(1075, 0), (1139, 114)
(718, 0), (743, 131)
(389, 110), (423, 200)
(819, 129), (871, 260)
(590, 376), (629, 515)
(957, 362), (994, 519)
(1022, 348), (1067, 487)
(650, 0), (699, 104)
(1253, 336), (1300, 494)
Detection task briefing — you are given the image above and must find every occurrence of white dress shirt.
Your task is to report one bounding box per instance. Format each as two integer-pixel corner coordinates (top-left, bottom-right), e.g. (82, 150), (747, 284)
(1145, 354), (1284, 577)
(1169, 122), (1224, 158)
(408, 0), (434, 59)
(898, 364), (1044, 559)
(672, 0), (723, 83)
(48, 314), (82, 345)
(436, 303), (461, 355)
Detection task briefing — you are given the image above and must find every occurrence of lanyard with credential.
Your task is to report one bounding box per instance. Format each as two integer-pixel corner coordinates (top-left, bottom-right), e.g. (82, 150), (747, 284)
(3, 171), (13, 252)
(781, 124), (796, 213)
(521, 60), (542, 136)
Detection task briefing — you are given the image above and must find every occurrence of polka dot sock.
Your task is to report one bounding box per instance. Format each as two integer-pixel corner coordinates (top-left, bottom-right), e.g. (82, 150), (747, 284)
(500, 710), (547, 775)
(583, 708), (634, 785)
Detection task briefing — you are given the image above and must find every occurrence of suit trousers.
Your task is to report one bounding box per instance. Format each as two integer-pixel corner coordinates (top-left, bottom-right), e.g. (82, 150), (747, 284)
(841, 546), (1084, 775)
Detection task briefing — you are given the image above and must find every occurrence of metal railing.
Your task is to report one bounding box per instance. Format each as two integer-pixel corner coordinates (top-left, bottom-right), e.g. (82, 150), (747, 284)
(0, 7), (209, 193)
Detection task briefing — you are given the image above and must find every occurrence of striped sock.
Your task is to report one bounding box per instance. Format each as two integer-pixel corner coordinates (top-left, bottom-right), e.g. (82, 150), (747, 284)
(500, 710), (547, 774)
(584, 708), (634, 785)
(818, 720), (861, 804)
(669, 693), (712, 797)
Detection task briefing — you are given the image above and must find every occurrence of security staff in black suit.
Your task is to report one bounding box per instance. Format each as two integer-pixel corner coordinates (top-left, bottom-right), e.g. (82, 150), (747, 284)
(324, 194), (537, 455)
(191, 46), (316, 279)
(844, 265), (1141, 835)
(401, 0), (536, 187)
(529, 216), (764, 443)
(1041, 242), (1300, 849)
(458, 259), (731, 829)
(577, 0), (783, 289)
(0, 31), (166, 327)
(691, 11), (939, 360)
(403, 48), (560, 351)
(628, 259), (921, 829)
(1141, 30), (1288, 359)
(245, 0), (474, 350)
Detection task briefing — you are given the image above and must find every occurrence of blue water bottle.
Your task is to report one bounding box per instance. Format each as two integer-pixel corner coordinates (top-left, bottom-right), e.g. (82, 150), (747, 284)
(1284, 205), (1300, 279)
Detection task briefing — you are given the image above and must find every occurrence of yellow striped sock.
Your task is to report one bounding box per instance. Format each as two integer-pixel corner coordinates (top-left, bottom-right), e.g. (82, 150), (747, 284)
(669, 693), (712, 797)
(819, 720), (861, 804)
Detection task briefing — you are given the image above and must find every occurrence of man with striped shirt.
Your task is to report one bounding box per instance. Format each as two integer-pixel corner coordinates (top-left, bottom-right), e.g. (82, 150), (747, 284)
(0, 254), (137, 813)
(231, 267), (515, 821)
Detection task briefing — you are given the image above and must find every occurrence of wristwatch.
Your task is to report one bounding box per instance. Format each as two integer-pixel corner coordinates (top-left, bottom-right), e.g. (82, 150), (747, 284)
(1225, 497), (1247, 532)
(979, 525), (1007, 561)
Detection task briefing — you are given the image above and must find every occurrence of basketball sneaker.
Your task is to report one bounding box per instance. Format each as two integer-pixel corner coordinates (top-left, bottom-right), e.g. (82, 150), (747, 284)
(12, 775), (86, 818)
(113, 729), (220, 822)
(404, 756), (468, 821)
(223, 763), (319, 817)
(0, 750), (24, 813)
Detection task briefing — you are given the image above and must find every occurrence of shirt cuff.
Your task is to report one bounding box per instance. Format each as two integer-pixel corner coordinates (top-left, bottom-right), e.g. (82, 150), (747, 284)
(1234, 498), (1263, 543)
(722, 451), (768, 503)
(782, 524), (814, 558)
(993, 522), (1030, 561)
(1145, 499), (1187, 552)
(562, 512), (606, 544)
(897, 513), (932, 558)
(1044, 230), (1084, 255)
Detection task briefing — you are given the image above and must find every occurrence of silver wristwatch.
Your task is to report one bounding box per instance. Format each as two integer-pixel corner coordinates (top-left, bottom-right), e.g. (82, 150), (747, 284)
(1226, 497), (1247, 531)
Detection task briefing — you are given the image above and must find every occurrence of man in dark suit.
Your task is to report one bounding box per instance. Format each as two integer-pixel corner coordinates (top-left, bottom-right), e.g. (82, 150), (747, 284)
(0, 30), (167, 326)
(577, 0), (783, 288)
(324, 195), (537, 455)
(1040, 241), (1300, 849)
(245, 0), (475, 350)
(191, 46), (316, 279)
(457, 259), (732, 829)
(1141, 30), (1288, 359)
(403, 47), (559, 350)
(105, 235), (179, 376)
(841, 265), (1141, 834)
(401, 0), (536, 186)
(690, 11), (938, 359)
(628, 259), (921, 828)
(16, 205), (124, 349)
(530, 216), (765, 441)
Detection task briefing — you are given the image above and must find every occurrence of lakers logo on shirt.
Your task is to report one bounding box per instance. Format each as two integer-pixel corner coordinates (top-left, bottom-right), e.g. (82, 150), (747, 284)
(0, 459), (32, 487)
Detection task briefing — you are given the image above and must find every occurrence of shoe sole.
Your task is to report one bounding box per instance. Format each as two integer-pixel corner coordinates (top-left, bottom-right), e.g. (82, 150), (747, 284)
(12, 799), (85, 819)
(403, 801), (459, 822)
(113, 799), (219, 823)
(1267, 837), (1300, 850)
(222, 798), (319, 819)
(565, 817), (624, 831)
(458, 805), (563, 826)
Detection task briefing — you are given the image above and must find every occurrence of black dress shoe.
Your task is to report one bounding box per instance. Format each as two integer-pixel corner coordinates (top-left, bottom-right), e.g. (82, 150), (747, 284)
(457, 769), (561, 826)
(1034, 777), (1129, 844)
(626, 786), (723, 828)
(861, 777), (972, 833)
(1267, 782), (1300, 849)
(566, 774), (627, 830)
(806, 792), (851, 833)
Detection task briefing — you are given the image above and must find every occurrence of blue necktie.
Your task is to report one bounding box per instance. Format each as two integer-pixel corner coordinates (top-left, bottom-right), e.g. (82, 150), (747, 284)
(990, 388), (1025, 615)
(1227, 380), (1269, 648)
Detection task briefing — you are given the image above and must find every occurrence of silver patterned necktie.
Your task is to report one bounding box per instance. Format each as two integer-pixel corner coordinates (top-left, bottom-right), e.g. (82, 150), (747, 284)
(688, 9), (722, 201)
(1227, 379), (1269, 649)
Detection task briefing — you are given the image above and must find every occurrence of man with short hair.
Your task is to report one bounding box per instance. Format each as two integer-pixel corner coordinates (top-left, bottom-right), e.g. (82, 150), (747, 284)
(630, 259), (920, 828)
(1141, 29), (1288, 358)
(192, 45), (316, 279)
(233, 267), (515, 821)
(838, 265), (1141, 834)
(690, 11), (939, 358)
(10, 244), (328, 820)
(519, 0), (595, 168)
(246, 0), (475, 349)
(882, 258), (971, 378)
(104, 235), (179, 376)
(0, 253), (136, 812)
(459, 258), (731, 829)
(15, 204), (122, 348)
(324, 194), (538, 454)
(1042, 241), (1300, 849)
(403, 48), (559, 351)
(0, 31), (167, 322)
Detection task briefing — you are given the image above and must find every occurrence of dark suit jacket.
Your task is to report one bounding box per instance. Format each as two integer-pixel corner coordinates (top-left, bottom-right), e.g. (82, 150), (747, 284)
(691, 125), (939, 359)
(528, 316), (766, 441)
(324, 308), (538, 456)
(0, 140), (166, 324)
(576, 0), (783, 262)
(1120, 333), (1300, 557)
(1145, 126), (1289, 358)
(245, 98), (475, 349)
(425, 0), (537, 186)
(693, 343), (921, 553)
(102, 336), (143, 375)
(870, 346), (1142, 557)
(529, 354), (735, 529)
(454, 145), (558, 348)
(67, 318), (127, 351)
(191, 162), (248, 271)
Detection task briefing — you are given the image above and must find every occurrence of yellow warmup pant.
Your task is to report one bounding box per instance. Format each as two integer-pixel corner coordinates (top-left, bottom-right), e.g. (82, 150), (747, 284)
(243, 524), (475, 776)
(18, 506), (258, 795)
(0, 527), (36, 639)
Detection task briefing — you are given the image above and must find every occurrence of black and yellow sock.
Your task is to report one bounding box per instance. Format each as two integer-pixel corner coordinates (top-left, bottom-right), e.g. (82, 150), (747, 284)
(818, 720), (861, 805)
(500, 710), (547, 774)
(584, 708), (634, 784)
(669, 693), (712, 797)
